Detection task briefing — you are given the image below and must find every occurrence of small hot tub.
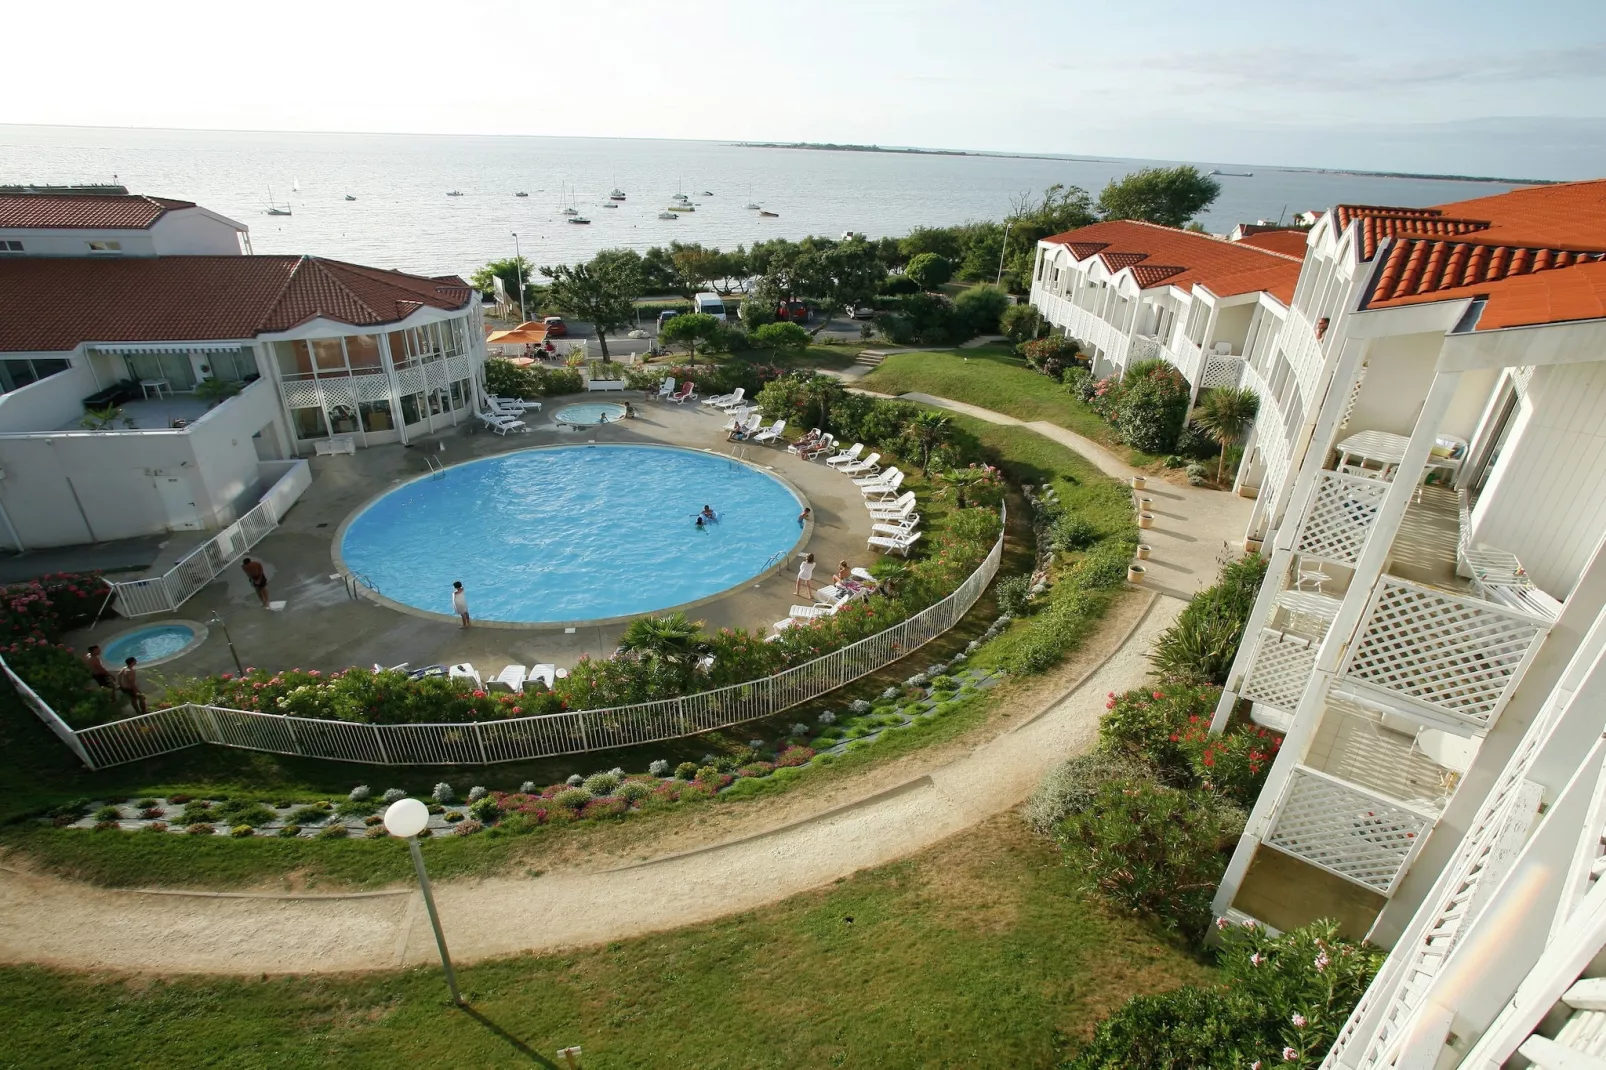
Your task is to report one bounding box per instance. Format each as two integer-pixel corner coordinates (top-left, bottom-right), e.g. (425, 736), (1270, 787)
(100, 620), (207, 667)
(554, 402), (627, 427)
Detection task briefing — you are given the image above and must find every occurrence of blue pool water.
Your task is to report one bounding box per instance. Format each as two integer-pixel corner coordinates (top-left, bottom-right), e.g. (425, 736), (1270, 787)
(340, 445), (805, 623)
(554, 402), (627, 425)
(103, 624), (199, 665)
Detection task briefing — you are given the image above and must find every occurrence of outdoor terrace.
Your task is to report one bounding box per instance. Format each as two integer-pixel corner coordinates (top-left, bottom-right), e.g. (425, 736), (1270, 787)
(57, 394), (212, 431)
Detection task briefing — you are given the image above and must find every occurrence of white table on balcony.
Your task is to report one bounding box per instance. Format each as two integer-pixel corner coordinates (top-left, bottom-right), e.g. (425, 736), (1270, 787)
(1336, 430), (1410, 478)
(139, 378), (172, 400)
(1274, 589), (1342, 634)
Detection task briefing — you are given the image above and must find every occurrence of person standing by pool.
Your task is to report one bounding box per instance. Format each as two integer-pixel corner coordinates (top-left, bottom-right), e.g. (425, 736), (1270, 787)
(116, 657), (147, 714)
(241, 557), (270, 608)
(452, 581), (471, 628)
(798, 507), (811, 527)
(796, 552), (816, 598)
(84, 645), (113, 689)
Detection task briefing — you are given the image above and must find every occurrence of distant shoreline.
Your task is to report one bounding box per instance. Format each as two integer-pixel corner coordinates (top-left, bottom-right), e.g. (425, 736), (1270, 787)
(734, 141), (1553, 186)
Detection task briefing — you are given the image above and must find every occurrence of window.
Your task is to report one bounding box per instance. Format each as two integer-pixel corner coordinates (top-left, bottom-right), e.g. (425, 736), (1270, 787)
(346, 334), (382, 372)
(359, 399), (393, 432)
(399, 391), (426, 426)
(86, 240), (122, 253)
(291, 406), (328, 440)
(0, 240), (22, 253)
(205, 348), (258, 382)
(0, 357), (70, 393)
(312, 338), (346, 375)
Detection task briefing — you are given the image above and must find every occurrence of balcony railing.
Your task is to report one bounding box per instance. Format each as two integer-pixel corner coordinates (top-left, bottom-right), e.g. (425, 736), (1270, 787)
(1265, 765), (1436, 894)
(1293, 470), (1389, 566)
(1240, 626), (1318, 716)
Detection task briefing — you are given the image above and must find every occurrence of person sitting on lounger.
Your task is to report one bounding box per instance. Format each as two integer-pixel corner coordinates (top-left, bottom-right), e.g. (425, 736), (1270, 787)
(727, 419), (749, 442)
(794, 428), (821, 451)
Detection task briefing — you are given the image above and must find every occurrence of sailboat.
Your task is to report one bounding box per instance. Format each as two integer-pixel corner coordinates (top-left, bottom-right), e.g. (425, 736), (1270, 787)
(515, 191), (529, 197)
(559, 182), (579, 216)
(344, 194), (356, 202)
(608, 177), (626, 201)
(657, 210), (679, 220)
(263, 186), (291, 216)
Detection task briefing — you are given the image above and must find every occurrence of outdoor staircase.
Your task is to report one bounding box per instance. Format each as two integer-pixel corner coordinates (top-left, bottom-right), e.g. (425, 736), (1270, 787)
(1521, 979), (1606, 1069)
(854, 349), (888, 368)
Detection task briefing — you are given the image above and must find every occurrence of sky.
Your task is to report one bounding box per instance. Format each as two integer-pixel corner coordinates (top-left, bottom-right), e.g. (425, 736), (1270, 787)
(2, 0), (1603, 179)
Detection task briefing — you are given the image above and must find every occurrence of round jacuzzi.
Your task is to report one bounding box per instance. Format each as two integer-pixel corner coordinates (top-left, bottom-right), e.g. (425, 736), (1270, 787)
(337, 444), (806, 625)
(554, 402), (628, 426)
(101, 620), (207, 667)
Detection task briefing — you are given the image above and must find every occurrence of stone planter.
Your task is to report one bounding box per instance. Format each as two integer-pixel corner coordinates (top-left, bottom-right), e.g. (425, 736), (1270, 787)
(1138, 512), (1155, 529)
(1131, 475), (1146, 491)
(1244, 538), (1263, 554)
(1136, 544), (1152, 560)
(1127, 564), (1146, 583)
(1138, 497), (1154, 514)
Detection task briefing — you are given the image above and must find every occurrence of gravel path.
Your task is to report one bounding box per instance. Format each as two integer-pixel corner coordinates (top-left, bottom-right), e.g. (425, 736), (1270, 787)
(0, 595), (1181, 975)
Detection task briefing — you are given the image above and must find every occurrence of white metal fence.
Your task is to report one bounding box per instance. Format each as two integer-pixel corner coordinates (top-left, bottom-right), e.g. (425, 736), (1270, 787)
(12, 511), (1005, 770)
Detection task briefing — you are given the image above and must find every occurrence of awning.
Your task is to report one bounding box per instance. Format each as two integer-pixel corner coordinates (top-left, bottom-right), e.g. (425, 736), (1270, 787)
(88, 341), (250, 353)
(485, 321), (548, 345)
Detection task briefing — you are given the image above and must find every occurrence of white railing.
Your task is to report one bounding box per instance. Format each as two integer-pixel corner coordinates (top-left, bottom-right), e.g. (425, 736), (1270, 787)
(0, 651), (93, 767)
(1338, 577), (1551, 731)
(1201, 354), (1246, 389)
(1294, 469), (1388, 566)
(1171, 338), (1204, 386)
(1265, 765), (1437, 895)
(1240, 627), (1317, 716)
(1243, 361), (1291, 506)
(106, 462), (308, 617)
(16, 511), (1005, 769)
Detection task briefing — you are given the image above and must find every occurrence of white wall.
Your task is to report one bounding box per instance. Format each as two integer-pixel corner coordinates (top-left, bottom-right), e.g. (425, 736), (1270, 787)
(1472, 360), (1606, 598)
(0, 228), (157, 257)
(1347, 333), (1442, 438)
(149, 209), (247, 255)
(0, 208), (244, 257)
(0, 355), (95, 432)
(183, 379), (283, 524)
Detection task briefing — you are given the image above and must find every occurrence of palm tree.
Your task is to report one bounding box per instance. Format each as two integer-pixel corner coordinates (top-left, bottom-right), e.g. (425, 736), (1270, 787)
(617, 612), (704, 665)
(1193, 386), (1260, 485)
(904, 411), (954, 474)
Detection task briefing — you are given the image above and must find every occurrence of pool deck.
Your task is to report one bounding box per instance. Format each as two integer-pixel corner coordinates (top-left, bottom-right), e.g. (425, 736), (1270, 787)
(64, 395), (880, 694)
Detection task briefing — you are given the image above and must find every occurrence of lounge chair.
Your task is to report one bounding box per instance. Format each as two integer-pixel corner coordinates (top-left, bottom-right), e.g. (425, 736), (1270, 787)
(868, 529), (923, 556)
(654, 377), (676, 401)
(866, 491), (917, 521)
(528, 664), (558, 690)
(772, 600), (848, 631)
(825, 443), (864, 468)
(478, 410), (527, 435)
(853, 465), (899, 487)
(840, 452), (881, 476)
(490, 664), (528, 693)
(787, 429), (823, 456)
(798, 433), (836, 460)
(448, 662), (483, 688)
(667, 382), (697, 403)
(721, 407), (758, 430)
(713, 387), (748, 411)
(861, 470), (907, 500)
(753, 419), (787, 445)
(702, 387), (736, 407)
(490, 395), (542, 412)
(871, 518), (919, 538)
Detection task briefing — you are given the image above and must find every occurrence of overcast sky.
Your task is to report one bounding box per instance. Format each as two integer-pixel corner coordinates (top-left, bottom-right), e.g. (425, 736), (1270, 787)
(3, 0), (1603, 178)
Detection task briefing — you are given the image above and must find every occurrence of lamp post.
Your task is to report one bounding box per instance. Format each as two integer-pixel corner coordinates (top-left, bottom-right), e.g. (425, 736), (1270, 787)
(995, 219), (1015, 287)
(384, 798), (463, 1005)
(511, 232), (527, 323)
(206, 612), (243, 675)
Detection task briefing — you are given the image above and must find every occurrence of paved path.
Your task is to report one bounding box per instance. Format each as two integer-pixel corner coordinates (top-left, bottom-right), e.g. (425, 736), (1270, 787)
(883, 391), (1253, 599)
(0, 595), (1178, 975)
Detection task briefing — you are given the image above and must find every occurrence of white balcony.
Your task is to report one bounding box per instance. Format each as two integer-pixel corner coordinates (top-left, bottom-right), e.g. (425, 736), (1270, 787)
(1264, 765), (1437, 895)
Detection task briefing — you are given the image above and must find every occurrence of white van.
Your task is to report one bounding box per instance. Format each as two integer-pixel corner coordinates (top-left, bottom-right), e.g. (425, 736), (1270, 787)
(694, 291), (727, 321)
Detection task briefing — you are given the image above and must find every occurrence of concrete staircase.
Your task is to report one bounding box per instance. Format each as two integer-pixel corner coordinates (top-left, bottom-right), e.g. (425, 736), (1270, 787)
(854, 350), (888, 368)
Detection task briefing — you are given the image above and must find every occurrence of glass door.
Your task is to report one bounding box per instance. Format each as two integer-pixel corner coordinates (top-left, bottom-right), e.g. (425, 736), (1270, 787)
(123, 351), (197, 391)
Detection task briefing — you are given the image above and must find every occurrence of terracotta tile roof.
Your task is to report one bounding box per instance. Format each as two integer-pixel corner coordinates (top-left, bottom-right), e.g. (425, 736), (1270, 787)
(1234, 229), (1310, 257)
(0, 193), (198, 230)
(1334, 180), (1606, 329)
(1042, 219), (1302, 303)
(0, 256), (474, 353)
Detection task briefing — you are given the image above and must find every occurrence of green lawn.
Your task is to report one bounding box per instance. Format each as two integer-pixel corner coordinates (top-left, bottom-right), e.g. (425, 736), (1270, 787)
(0, 815), (1214, 1069)
(858, 348), (1163, 467)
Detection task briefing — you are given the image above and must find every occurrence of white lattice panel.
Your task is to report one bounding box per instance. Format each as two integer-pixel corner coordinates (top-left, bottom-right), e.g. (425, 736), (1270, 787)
(1241, 628), (1316, 714)
(1129, 334), (1160, 363)
(447, 354), (471, 380)
(1342, 580), (1548, 727)
(1511, 365), (1533, 399)
(354, 373), (390, 401)
(1339, 361), (1368, 431)
(281, 380), (320, 409)
(395, 367), (424, 393)
(320, 378), (356, 406)
(1202, 355), (1245, 389)
(1266, 766), (1432, 893)
(1295, 470), (1388, 564)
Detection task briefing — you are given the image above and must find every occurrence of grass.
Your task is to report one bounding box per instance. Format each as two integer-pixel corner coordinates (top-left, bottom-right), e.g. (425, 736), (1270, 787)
(0, 815), (1215, 1069)
(858, 347), (1164, 467)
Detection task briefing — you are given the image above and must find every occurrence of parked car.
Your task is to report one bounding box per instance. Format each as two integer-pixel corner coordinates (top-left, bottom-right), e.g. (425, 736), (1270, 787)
(849, 306), (876, 320)
(657, 309), (681, 330)
(776, 301), (809, 323)
(542, 316), (568, 338)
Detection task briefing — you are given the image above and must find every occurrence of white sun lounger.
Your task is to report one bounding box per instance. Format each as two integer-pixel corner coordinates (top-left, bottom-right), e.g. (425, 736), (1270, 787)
(825, 443), (864, 468)
(490, 395), (542, 412)
(449, 662), (483, 688)
(655, 377), (676, 401)
(753, 419), (786, 444)
(713, 387), (748, 411)
(861, 471), (906, 500)
(866, 491), (917, 520)
(528, 663), (558, 690)
(868, 529), (923, 556)
(796, 433), (835, 460)
(478, 410), (527, 435)
(840, 452), (881, 476)
(722, 407), (758, 430)
(702, 388), (735, 407)
(490, 664), (528, 693)
(871, 518), (919, 538)
(853, 465), (899, 487)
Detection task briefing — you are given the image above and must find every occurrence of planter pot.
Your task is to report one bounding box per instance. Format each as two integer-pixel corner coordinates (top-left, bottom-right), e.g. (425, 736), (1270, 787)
(1244, 538), (1263, 554)
(1127, 564), (1146, 583)
(1136, 544), (1152, 560)
(1138, 512), (1155, 529)
(1138, 497), (1154, 514)
(1236, 485), (1259, 499)
(1131, 476), (1146, 491)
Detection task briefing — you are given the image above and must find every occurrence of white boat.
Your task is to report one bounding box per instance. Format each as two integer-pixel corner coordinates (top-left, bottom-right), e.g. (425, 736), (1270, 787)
(447, 190), (464, 197)
(569, 216), (591, 225)
(263, 186), (291, 216)
(671, 192), (690, 204)
(559, 181), (579, 215)
(744, 201), (761, 210)
(700, 190), (713, 196)
(608, 187), (626, 201)
(601, 203), (618, 208)
(344, 194), (356, 202)
(657, 211), (678, 220)
(667, 203), (695, 212)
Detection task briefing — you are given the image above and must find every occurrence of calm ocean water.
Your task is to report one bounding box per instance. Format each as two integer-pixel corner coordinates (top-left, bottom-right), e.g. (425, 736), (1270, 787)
(2, 125), (1523, 280)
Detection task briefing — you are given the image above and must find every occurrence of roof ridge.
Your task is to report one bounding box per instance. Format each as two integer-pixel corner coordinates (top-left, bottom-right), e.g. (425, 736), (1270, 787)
(253, 255), (318, 334)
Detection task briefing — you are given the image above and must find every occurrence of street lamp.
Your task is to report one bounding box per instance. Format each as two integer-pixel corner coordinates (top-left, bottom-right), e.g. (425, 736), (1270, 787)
(384, 798), (463, 1005)
(206, 612), (243, 675)
(511, 232), (528, 323)
(995, 219), (1015, 287)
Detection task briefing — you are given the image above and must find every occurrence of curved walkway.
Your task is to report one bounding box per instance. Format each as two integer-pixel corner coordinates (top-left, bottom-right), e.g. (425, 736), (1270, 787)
(0, 593), (1178, 975)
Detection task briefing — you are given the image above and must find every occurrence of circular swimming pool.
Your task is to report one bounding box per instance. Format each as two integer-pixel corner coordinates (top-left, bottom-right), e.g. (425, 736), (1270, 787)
(554, 402), (627, 425)
(102, 621), (206, 666)
(338, 444), (806, 624)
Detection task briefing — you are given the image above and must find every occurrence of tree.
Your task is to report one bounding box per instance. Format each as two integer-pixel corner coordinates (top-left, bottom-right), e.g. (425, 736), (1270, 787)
(1000, 302), (1044, 344)
(998, 183), (1098, 291)
(951, 284), (1010, 337)
(899, 226), (963, 261)
(752, 321), (809, 361)
(902, 410), (954, 474)
(638, 246), (682, 294)
(541, 250), (644, 361)
(471, 256), (541, 316)
(669, 241), (721, 295)
(659, 312), (723, 362)
(1192, 386), (1261, 484)
(905, 252), (953, 291)
(617, 612), (704, 665)
(1097, 165), (1222, 228)
(739, 278), (779, 329)
(814, 238), (886, 315)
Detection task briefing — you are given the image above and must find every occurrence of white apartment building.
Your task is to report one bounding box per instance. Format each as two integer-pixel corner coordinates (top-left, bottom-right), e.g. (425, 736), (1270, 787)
(0, 192), (487, 551)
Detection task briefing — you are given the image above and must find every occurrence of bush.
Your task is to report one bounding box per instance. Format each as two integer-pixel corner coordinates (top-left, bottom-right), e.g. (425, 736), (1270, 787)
(616, 781), (653, 804)
(951, 284), (1010, 337)
(1151, 555), (1266, 685)
(878, 274), (920, 296)
(1052, 513), (1098, 552)
(1062, 365), (1097, 402)
(1065, 984), (1255, 1069)
(1023, 751), (1151, 833)
(381, 788), (406, 804)
(467, 785), (488, 802)
(1000, 302), (1044, 344)
(317, 824), (349, 839)
(674, 761), (698, 781)
(905, 252), (953, 290)
(1055, 775), (1244, 940)
(277, 825), (301, 838)
(553, 788), (591, 812)
(1021, 335), (1080, 376)
(186, 822), (216, 836)
(648, 760), (670, 777)
(287, 806), (329, 826)
(93, 805), (121, 822)
(432, 782), (454, 804)
(1174, 420), (1220, 460)
(453, 819), (483, 836)
(468, 796), (500, 823)
(230, 824), (255, 838)
(348, 785), (371, 801)
(995, 575), (1032, 617)
(582, 772), (620, 796)
(1115, 366), (1190, 454)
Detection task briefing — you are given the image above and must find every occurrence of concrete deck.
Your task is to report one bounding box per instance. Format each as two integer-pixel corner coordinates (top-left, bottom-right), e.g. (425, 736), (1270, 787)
(64, 395), (879, 689)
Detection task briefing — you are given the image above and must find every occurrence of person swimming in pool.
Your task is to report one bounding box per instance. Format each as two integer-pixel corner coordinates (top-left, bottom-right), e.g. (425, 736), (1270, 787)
(701, 505), (717, 522)
(694, 515), (707, 529)
(598, 412), (610, 424)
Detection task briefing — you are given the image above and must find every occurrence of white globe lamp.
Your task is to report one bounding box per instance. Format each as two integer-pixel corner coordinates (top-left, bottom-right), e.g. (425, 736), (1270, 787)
(382, 797), (461, 1004)
(384, 797), (429, 839)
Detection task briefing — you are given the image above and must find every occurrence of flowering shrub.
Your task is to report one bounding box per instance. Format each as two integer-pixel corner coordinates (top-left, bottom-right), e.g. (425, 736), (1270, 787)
(674, 762), (697, 780)
(453, 819), (483, 836)
(466, 785), (487, 802)
(553, 788), (590, 812)
(774, 745), (815, 768)
(0, 572), (103, 643)
(1099, 684), (1282, 807)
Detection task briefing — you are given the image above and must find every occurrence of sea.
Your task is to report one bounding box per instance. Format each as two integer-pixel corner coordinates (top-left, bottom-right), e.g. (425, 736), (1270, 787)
(1, 125), (1526, 281)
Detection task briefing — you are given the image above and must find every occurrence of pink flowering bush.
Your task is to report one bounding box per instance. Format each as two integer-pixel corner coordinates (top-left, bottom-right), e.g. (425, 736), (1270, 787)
(1099, 684), (1282, 807)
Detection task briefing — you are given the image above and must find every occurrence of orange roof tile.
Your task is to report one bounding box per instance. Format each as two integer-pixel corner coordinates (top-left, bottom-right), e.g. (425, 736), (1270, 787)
(0, 193), (198, 229)
(1042, 219), (1302, 303)
(1234, 230), (1310, 257)
(0, 256), (473, 353)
